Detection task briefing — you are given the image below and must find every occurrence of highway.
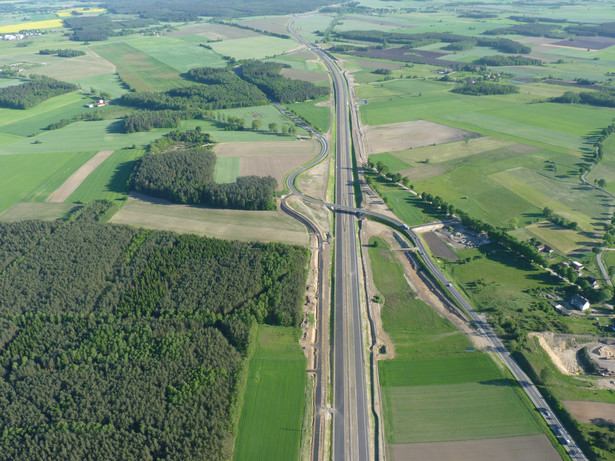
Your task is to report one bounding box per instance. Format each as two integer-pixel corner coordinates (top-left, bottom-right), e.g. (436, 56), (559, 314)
(284, 16), (586, 461)
(286, 18), (370, 461)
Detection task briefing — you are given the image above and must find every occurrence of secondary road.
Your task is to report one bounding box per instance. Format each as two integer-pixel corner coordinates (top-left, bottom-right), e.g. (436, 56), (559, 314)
(286, 18), (370, 461)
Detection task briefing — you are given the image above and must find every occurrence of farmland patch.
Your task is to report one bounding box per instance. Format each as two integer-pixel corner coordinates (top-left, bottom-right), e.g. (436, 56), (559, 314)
(391, 435), (560, 461)
(110, 194), (308, 246)
(364, 120), (478, 154)
(209, 36), (296, 60)
(564, 401), (615, 426)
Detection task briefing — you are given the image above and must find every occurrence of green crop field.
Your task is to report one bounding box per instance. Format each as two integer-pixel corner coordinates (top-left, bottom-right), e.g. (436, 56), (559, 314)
(68, 148), (145, 203)
(0, 92), (90, 138)
(233, 325), (307, 461)
(369, 153), (411, 172)
(209, 36), (296, 60)
(127, 36), (226, 72)
(0, 151), (95, 212)
(284, 97), (331, 133)
(218, 105), (307, 136)
(180, 119), (300, 142)
(214, 156), (240, 183)
(369, 237), (542, 446)
(70, 73), (129, 99)
(0, 120), (167, 154)
(92, 42), (189, 91)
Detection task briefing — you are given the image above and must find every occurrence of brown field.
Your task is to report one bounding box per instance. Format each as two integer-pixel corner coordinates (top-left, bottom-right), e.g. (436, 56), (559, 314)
(421, 231), (459, 261)
(46, 150), (114, 203)
(552, 36), (615, 51)
(237, 16), (291, 36)
(0, 202), (76, 221)
(110, 193), (308, 246)
(391, 435), (560, 461)
(214, 140), (320, 190)
(168, 23), (257, 40)
(364, 120), (479, 154)
(564, 401), (615, 426)
(344, 58), (402, 71)
(281, 68), (327, 83)
(348, 47), (465, 66)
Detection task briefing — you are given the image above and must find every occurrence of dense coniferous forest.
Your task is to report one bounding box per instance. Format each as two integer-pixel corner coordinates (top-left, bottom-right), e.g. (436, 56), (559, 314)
(64, 16), (114, 41)
(0, 221), (58, 273)
(484, 23), (566, 38)
(123, 109), (195, 133)
(0, 202), (308, 460)
(131, 142), (278, 210)
(238, 61), (330, 103)
(0, 76), (77, 109)
(452, 81), (520, 95)
(103, 0), (336, 21)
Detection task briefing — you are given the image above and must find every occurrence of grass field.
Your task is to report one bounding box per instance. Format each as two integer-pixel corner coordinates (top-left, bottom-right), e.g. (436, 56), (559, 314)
(214, 156), (240, 183)
(209, 36), (296, 60)
(284, 97), (331, 133)
(92, 41), (189, 91)
(68, 148), (144, 203)
(233, 325), (307, 461)
(369, 237), (542, 446)
(218, 105), (307, 136)
(110, 195), (308, 246)
(0, 91), (90, 138)
(0, 120), (167, 154)
(0, 151), (95, 212)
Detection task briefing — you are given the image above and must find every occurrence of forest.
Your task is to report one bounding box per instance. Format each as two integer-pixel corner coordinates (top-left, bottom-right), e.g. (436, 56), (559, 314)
(238, 60), (329, 103)
(123, 109), (195, 133)
(64, 16), (114, 41)
(131, 140), (278, 210)
(0, 76), (77, 109)
(452, 81), (520, 95)
(0, 201), (308, 460)
(484, 23), (566, 38)
(103, 0), (336, 21)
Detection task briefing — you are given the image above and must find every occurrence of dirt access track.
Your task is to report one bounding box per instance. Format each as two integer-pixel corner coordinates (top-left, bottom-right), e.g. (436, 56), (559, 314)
(46, 150), (114, 203)
(364, 120), (479, 155)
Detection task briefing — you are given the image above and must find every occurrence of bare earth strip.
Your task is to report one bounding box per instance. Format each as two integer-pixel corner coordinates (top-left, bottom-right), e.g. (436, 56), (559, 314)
(46, 150), (114, 203)
(364, 120), (479, 155)
(110, 193), (308, 246)
(564, 401), (615, 426)
(391, 435), (560, 461)
(420, 231), (459, 261)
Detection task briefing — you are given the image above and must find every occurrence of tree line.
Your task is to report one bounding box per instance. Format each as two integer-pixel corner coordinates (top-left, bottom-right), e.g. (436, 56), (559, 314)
(130, 141), (278, 210)
(0, 201), (308, 460)
(39, 49), (86, 57)
(550, 90), (615, 109)
(452, 81), (519, 96)
(476, 55), (542, 66)
(333, 30), (531, 54)
(0, 75), (77, 109)
(484, 23), (566, 39)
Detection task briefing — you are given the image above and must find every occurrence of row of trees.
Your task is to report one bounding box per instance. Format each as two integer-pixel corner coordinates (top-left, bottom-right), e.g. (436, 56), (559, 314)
(0, 75), (77, 109)
(551, 90), (615, 109)
(0, 202), (309, 459)
(477, 55), (542, 66)
(452, 81), (520, 95)
(238, 60), (330, 103)
(130, 143), (278, 210)
(39, 49), (86, 57)
(484, 23), (565, 39)
(334, 30), (531, 54)
(542, 207), (579, 230)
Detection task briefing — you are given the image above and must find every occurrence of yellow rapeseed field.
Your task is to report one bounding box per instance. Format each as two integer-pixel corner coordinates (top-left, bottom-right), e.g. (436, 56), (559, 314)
(0, 19), (63, 33)
(57, 7), (106, 17)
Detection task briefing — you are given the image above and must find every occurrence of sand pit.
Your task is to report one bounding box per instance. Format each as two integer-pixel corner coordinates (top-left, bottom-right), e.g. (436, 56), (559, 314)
(564, 401), (615, 426)
(391, 435), (560, 461)
(364, 120), (478, 155)
(46, 150), (114, 203)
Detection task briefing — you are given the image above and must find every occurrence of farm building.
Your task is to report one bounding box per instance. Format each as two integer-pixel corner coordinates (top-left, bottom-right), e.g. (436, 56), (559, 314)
(570, 294), (590, 311)
(571, 261), (584, 273)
